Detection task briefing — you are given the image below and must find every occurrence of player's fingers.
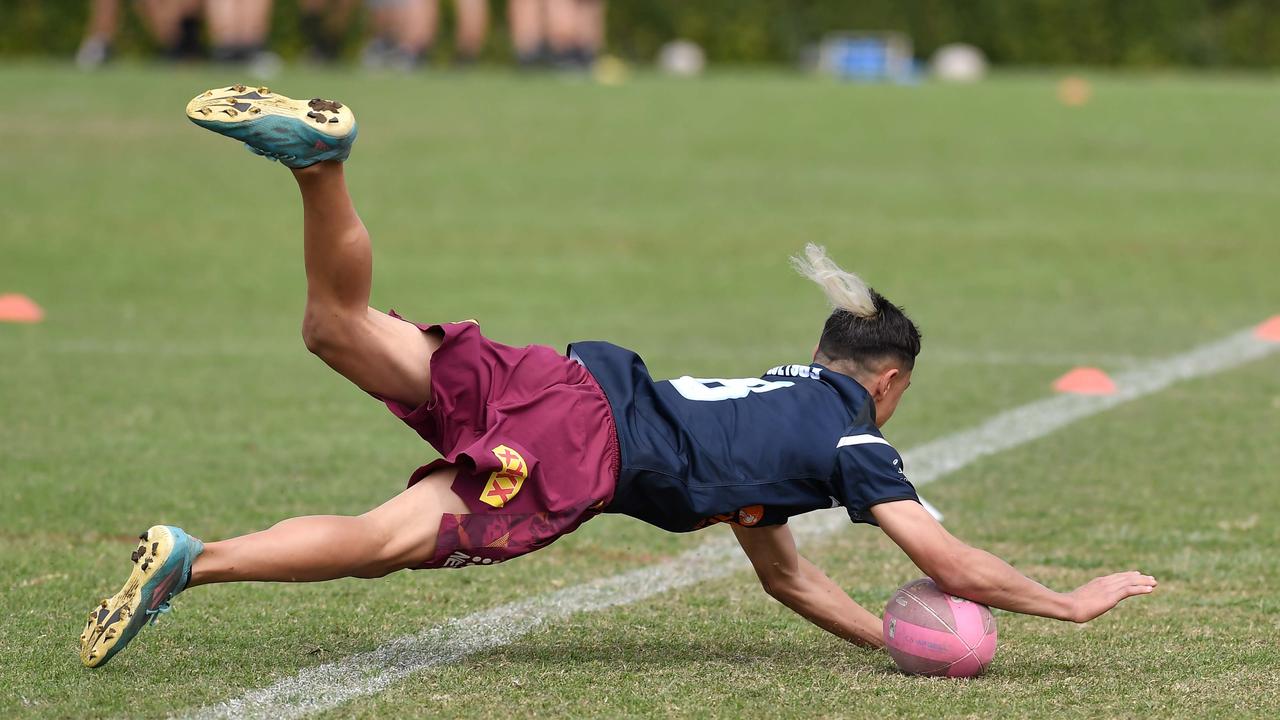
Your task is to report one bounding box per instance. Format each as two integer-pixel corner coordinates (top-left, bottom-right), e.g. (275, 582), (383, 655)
(1116, 581), (1156, 598)
(1110, 571), (1156, 586)
(1104, 578), (1147, 597)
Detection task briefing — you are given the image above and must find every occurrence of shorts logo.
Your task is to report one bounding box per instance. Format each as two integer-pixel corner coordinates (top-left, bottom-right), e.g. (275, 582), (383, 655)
(736, 505), (764, 527)
(692, 504), (766, 530)
(443, 551), (500, 568)
(480, 444), (528, 508)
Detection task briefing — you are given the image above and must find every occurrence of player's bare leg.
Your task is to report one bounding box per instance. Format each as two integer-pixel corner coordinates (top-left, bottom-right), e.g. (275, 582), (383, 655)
(82, 87), (466, 668)
(290, 161), (438, 407)
(82, 465), (468, 667)
(189, 466), (467, 585)
(184, 86), (438, 407)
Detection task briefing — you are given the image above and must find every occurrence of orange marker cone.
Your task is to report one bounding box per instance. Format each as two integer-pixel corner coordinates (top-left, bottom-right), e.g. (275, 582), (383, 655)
(0, 294), (44, 323)
(1254, 316), (1280, 342)
(1057, 76), (1093, 107)
(1052, 367), (1116, 396)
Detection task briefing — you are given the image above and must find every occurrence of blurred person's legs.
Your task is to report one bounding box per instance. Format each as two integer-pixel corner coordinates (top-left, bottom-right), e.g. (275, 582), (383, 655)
(137, 0), (204, 60)
(393, 0), (437, 68)
(545, 0), (577, 68)
(453, 0), (489, 64)
(78, 0), (205, 68)
(207, 0), (276, 63)
(577, 0), (604, 64)
(508, 0), (546, 68)
(205, 0), (242, 59)
(376, 0), (490, 68)
(77, 0), (121, 68)
(362, 0), (438, 70)
(545, 0), (601, 70)
(365, 0), (395, 62)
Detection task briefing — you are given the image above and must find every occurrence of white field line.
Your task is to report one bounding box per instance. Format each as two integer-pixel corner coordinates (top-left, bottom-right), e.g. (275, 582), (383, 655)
(181, 323), (1278, 720)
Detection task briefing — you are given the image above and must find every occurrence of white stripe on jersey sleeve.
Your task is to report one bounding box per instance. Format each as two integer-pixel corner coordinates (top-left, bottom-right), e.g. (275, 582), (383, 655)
(836, 434), (890, 448)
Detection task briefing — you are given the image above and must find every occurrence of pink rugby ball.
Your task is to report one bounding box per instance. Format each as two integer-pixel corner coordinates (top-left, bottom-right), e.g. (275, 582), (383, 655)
(883, 577), (998, 677)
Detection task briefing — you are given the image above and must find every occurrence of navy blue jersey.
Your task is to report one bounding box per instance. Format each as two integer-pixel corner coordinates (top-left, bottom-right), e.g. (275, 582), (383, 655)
(567, 341), (920, 533)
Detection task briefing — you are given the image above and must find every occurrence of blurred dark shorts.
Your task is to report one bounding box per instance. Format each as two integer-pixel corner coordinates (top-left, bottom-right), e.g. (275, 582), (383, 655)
(380, 316), (619, 570)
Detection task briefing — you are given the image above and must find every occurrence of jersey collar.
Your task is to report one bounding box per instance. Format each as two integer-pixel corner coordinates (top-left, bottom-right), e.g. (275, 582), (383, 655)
(811, 363), (878, 425)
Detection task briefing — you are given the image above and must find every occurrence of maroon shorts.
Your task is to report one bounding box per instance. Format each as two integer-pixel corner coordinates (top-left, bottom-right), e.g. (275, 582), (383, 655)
(382, 318), (619, 569)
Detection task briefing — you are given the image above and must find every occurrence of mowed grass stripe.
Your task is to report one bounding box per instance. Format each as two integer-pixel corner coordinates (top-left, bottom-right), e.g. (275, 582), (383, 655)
(183, 321), (1279, 720)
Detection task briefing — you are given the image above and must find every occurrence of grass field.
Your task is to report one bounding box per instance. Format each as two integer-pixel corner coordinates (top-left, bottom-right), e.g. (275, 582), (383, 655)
(1, 63), (1278, 718)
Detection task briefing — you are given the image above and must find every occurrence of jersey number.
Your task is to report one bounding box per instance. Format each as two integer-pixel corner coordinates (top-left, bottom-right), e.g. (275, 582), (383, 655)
(670, 376), (794, 402)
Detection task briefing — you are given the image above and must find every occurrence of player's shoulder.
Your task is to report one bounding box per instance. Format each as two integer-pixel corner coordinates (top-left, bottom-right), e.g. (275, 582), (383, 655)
(835, 425), (895, 450)
(835, 423), (904, 464)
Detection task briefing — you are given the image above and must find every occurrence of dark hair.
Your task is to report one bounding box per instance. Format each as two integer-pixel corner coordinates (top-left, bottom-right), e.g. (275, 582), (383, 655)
(816, 290), (921, 371)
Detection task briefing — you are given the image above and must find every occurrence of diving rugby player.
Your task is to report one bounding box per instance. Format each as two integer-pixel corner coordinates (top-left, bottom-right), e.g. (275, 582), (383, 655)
(79, 86), (1157, 668)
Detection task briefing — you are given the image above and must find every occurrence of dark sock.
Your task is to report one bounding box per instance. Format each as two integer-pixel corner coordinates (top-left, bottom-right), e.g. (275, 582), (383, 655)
(212, 44), (254, 63)
(210, 45), (239, 63)
(177, 16), (202, 57)
(173, 15), (203, 59)
(300, 12), (340, 60)
(300, 12), (324, 46)
(515, 42), (548, 69)
(550, 48), (585, 71)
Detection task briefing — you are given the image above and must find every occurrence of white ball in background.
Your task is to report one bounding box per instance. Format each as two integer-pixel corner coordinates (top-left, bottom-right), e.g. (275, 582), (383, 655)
(930, 43), (988, 83)
(658, 39), (706, 77)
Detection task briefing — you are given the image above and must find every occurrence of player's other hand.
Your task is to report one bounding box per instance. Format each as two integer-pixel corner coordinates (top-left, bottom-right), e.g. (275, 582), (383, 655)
(1067, 571), (1157, 623)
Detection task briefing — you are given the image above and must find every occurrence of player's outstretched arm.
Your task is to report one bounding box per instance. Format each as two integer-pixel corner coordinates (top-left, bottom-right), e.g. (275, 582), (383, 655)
(731, 524), (884, 648)
(870, 500), (1157, 623)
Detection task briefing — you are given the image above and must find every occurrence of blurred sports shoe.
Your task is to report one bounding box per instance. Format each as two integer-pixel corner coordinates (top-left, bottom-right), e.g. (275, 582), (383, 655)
(247, 50), (284, 80)
(75, 37), (112, 70)
(80, 525), (203, 668)
(185, 85), (357, 168)
(360, 36), (394, 69)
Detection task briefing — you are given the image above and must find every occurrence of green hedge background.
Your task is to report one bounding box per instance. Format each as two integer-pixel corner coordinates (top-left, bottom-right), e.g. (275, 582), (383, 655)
(4, 0), (1280, 66)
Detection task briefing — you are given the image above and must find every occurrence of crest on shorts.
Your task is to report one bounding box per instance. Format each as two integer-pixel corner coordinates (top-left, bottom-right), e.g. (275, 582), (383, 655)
(736, 505), (764, 527)
(480, 445), (528, 508)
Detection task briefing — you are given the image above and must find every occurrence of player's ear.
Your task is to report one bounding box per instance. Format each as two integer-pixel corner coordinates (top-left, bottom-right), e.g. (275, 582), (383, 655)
(873, 366), (900, 400)
(812, 343), (821, 362)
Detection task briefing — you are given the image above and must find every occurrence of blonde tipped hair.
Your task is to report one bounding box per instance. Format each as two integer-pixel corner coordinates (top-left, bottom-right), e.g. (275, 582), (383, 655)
(790, 243), (878, 319)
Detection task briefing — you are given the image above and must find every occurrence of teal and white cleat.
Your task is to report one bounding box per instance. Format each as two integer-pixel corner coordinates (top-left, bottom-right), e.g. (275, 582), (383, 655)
(80, 525), (203, 668)
(186, 84), (357, 168)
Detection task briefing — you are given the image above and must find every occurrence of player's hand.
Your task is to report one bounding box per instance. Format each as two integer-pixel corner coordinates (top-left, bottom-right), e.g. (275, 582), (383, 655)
(1066, 571), (1157, 623)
